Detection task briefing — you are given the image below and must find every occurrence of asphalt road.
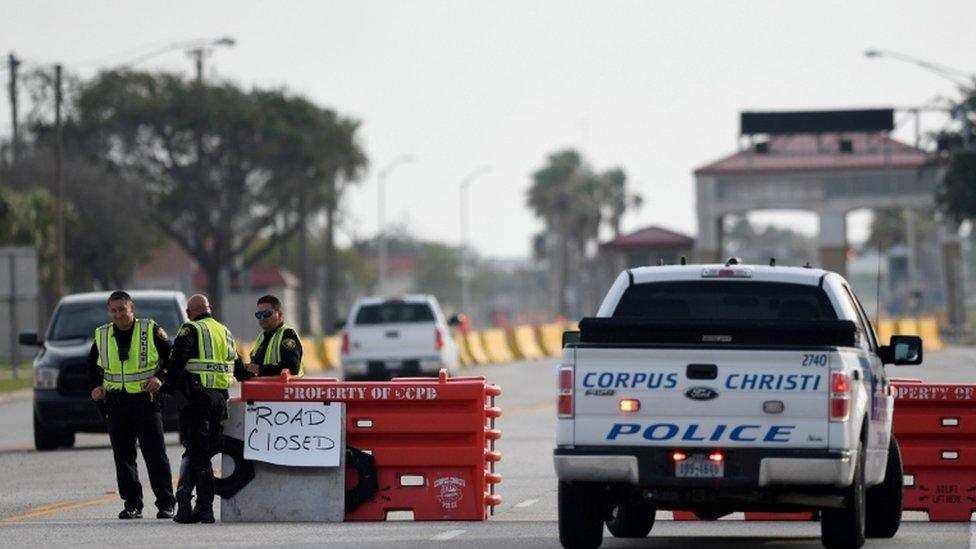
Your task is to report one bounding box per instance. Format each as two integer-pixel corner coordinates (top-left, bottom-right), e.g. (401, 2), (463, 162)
(0, 348), (974, 548)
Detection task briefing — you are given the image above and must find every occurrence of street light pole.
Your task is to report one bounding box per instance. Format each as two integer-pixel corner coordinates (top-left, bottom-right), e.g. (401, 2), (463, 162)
(459, 166), (491, 317)
(376, 155), (415, 294)
(865, 49), (975, 149)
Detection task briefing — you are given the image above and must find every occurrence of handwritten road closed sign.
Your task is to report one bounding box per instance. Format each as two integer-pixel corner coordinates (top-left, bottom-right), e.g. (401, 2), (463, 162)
(244, 401), (342, 467)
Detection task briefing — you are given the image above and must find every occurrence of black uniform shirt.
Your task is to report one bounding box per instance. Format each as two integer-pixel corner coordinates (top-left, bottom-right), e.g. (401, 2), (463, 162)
(249, 323), (303, 378)
(86, 321), (172, 391)
(166, 313), (245, 387)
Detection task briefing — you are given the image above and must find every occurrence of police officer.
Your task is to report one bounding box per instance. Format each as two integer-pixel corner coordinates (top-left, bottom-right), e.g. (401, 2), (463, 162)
(164, 294), (241, 524)
(240, 295), (303, 379)
(87, 290), (176, 519)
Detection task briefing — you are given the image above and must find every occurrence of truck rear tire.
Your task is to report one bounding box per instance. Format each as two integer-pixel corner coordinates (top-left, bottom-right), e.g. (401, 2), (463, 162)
(606, 500), (655, 538)
(821, 443), (866, 549)
(865, 437), (903, 538)
(558, 481), (605, 549)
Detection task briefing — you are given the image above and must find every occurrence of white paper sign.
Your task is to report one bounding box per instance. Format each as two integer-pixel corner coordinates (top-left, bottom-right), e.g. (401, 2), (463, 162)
(243, 401), (341, 467)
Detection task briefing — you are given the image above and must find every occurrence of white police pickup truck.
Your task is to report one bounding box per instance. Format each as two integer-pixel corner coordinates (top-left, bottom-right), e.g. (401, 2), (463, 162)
(554, 262), (922, 549)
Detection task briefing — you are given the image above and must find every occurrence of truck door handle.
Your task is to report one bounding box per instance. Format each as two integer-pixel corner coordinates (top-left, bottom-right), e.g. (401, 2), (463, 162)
(687, 364), (717, 380)
(385, 331), (399, 338)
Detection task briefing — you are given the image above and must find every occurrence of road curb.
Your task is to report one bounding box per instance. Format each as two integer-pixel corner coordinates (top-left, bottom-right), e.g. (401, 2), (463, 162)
(0, 389), (31, 406)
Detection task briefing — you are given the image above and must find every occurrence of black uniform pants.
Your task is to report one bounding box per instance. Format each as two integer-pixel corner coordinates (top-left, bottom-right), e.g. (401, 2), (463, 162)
(176, 387), (227, 509)
(105, 392), (175, 511)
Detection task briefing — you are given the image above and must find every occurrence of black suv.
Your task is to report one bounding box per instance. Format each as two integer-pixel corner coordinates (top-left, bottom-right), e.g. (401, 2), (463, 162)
(20, 290), (187, 450)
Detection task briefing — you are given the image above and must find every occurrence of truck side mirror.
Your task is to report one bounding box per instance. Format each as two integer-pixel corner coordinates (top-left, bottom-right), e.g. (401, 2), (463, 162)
(19, 332), (42, 347)
(334, 321), (346, 331)
(880, 335), (923, 365)
(447, 314), (461, 327)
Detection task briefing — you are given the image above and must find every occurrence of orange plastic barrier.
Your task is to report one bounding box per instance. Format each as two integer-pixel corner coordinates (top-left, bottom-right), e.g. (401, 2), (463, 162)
(241, 370), (502, 521)
(893, 380), (976, 521)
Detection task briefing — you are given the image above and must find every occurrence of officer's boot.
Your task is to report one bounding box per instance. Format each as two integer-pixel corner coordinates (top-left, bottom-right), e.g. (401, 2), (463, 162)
(173, 456), (197, 524)
(192, 463), (216, 524)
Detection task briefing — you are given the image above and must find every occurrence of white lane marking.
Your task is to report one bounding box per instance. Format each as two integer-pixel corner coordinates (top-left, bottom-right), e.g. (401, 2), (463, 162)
(515, 498), (539, 508)
(431, 529), (466, 541)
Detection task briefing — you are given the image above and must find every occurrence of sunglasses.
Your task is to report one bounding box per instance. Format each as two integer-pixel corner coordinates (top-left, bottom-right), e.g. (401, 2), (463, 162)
(254, 310), (275, 319)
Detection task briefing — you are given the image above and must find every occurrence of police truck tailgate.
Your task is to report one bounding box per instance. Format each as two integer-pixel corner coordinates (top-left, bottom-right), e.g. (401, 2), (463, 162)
(570, 346), (832, 449)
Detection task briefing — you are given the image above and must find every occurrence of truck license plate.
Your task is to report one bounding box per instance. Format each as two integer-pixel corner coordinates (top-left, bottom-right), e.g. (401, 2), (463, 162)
(675, 455), (724, 478)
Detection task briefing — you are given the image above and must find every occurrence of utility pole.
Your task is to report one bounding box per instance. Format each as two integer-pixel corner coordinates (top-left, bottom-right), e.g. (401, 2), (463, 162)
(7, 53), (19, 164)
(52, 64), (65, 302)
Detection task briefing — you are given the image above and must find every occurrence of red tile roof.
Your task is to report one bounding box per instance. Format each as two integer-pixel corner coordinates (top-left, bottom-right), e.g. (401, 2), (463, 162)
(695, 133), (929, 175)
(192, 266), (299, 290)
(601, 226), (694, 251)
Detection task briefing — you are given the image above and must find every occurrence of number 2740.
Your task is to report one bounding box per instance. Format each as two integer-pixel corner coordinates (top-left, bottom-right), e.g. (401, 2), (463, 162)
(802, 354), (827, 367)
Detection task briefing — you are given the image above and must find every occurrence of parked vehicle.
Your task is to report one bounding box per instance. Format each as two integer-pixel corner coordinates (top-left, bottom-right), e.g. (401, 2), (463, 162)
(554, 262), (922, 549)
(340, 295), (459, 380)
(21, 290), (187, 451)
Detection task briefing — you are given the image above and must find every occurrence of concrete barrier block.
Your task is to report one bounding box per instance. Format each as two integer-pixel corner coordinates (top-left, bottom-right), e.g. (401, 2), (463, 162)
(221, 400), (345, 522)
(481, 328), (515, 364)
(455, 332), (474, 368)
(465, 332), (490, 365)
(538, 323), (563, 357)
(322, 337), (342, 369)
(508, 325), (544, 360)
(301, 337), (325, 373)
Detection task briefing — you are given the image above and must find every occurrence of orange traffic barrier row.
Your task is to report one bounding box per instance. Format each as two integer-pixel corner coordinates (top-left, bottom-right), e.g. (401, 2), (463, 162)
(242, 370), (502, 521)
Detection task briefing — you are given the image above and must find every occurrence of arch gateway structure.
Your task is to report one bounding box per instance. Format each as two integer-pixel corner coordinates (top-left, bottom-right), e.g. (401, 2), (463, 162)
(693, 109), (965, 329)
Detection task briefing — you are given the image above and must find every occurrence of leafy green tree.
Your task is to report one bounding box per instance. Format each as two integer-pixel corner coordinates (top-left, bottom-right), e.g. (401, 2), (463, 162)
(526, 149), (642, 316)
(65, 71), (363, 315)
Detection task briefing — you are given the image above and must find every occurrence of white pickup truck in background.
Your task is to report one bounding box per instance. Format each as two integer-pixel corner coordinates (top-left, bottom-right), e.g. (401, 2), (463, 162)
(339, 294), (460, 381)
(554, 262), (923, 549)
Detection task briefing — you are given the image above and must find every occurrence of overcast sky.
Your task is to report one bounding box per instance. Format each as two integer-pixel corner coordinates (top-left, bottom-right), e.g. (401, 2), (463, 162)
(2, 1), (974, 257)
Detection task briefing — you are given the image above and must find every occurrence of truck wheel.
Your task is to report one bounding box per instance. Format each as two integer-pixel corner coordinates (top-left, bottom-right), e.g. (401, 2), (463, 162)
(59, 431), (76, 449)
(33, 410), (60, 452)
(821, 443), (866, 549)
(865, 437), (903, 538)
(558, 482), (605, 549)
(606, 500), (655, 538)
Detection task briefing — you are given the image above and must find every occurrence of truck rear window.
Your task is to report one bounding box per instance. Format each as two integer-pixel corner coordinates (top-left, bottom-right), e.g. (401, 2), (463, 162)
(612, 281), (837, 321)
(354, 302), (435, 325)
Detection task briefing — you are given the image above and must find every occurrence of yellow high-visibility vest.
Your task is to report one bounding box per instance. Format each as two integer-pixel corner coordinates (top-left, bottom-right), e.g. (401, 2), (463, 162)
(184, 317), (237, 390)
(250, 323), (304, 377)
(95, 319), (160, 393)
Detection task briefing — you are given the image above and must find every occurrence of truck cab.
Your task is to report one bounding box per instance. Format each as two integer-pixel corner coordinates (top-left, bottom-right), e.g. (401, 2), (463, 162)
(554, 263), (921, 549)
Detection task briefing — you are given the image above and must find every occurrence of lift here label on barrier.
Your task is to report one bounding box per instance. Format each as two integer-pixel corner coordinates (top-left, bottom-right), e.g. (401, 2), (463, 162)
(244, 402), (341, 467)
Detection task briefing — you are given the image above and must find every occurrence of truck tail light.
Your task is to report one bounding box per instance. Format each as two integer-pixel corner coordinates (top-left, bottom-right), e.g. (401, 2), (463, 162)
(558, 367), (573, 418)
(341, 332), (350, 355)
(830, 371), (850, 421)
(619, 398), (640, 413)
(435, 328), (444, 351)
